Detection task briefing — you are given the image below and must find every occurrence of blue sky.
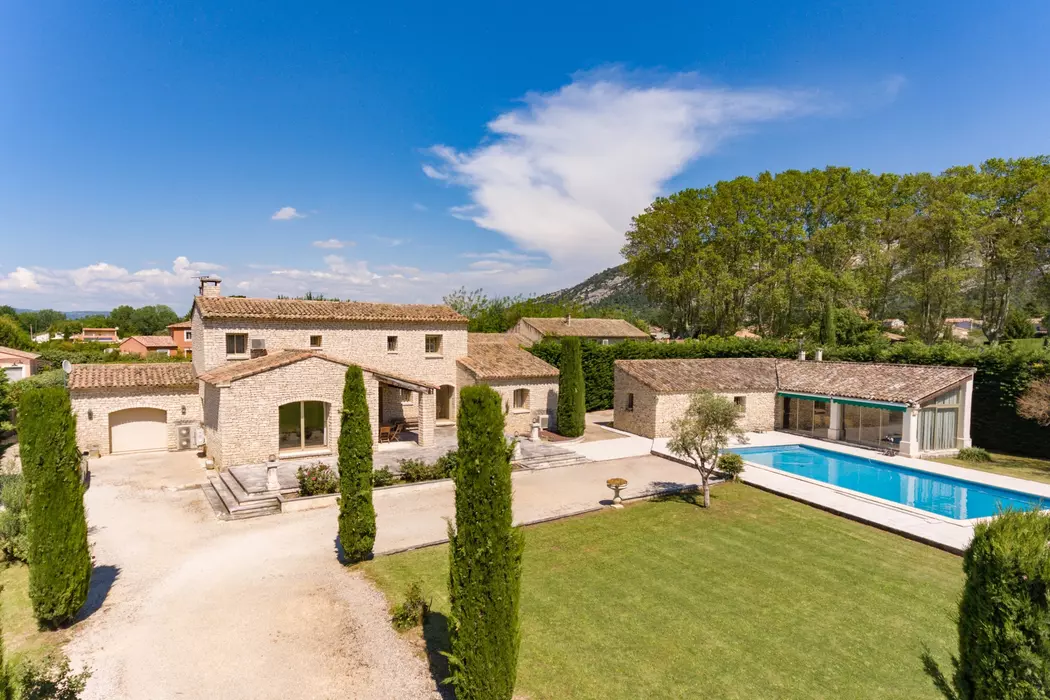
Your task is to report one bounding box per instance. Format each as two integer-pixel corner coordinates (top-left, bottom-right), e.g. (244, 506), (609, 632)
(2, 0), (1049, 311)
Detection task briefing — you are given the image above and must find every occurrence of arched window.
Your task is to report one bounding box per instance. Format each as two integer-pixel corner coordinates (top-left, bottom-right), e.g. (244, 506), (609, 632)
(513, 388), (529, 410)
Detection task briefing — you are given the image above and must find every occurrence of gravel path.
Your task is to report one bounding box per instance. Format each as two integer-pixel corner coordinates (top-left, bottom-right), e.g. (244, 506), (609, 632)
(65, 452), (440, 700)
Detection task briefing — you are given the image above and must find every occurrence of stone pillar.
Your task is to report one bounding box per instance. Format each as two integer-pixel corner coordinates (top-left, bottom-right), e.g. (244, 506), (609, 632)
(956, 378), (974, 450)
(418, 391), (436, 447)
(365, 377), (380, 445)
(827, 401), (844, 441)
(898, 406), (921, 457)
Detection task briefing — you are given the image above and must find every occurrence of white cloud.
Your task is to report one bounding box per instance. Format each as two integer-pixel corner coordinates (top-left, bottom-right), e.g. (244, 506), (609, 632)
(412, 202), (428, 212)
(371, 235), (405, 247)
(271, 206), (305, 221)
(0, 267), (41, 291)
(423, 70), (818, 270)
(462, 249), (546, 263)
(312, 238), (353, 249)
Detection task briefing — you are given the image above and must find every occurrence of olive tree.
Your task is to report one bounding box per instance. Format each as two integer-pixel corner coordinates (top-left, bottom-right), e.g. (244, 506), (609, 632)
(667, 391), (746, 507)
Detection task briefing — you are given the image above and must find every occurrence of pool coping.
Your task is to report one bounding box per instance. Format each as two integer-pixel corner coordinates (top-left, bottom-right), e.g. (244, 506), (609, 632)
(651, 432), (1050, 555)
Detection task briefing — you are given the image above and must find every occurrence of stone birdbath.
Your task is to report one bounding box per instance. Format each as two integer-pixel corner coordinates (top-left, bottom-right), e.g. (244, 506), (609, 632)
(606, 478), (628, 509)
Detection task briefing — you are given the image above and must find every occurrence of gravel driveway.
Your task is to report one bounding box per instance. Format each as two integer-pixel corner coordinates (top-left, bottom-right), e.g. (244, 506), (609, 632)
(65, 452), (440, 700)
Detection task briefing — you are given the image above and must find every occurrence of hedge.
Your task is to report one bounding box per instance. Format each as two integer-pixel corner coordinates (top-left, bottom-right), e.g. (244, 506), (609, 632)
(529, 337), (1050, 459)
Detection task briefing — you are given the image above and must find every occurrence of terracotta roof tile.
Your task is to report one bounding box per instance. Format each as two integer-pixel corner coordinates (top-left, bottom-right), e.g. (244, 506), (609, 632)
(68, 363), (197, 390)
(458, 334), (559, 380)
(196, 349), (437, 390)
(775, 360), (974, 404)
(616, 358), (778, 393)
(167, 321), (192, 329)
(520, 317), (649, 339)
(123, 335), (178, 348)
(0, 346), (40, 360)
(194, 296), (468, 324)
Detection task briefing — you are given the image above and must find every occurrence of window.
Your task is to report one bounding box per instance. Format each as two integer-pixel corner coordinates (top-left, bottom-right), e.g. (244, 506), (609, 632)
(225, 333), (247, 355)
(513, 388), (529, 410)
(601, 339), (610, 346)
(309, 335), (323, 348)
(626, 393), (635, 412)
(734, 396), (747, 413)
(425, 334), (442, 354)
(399, 388), (413, 403)
(184, 330), (192, 341)
(278, 401), (329, 452)
(919, 388), (962, 452)
(387, 335), (398, 352)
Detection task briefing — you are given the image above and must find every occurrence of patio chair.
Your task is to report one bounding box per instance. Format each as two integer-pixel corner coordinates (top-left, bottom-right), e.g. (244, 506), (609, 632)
(378, 425), (392, 443)
(389, 422), (404, 442)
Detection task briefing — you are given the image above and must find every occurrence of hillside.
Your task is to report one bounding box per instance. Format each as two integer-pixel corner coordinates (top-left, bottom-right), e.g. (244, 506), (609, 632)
(541, 265), (656, 318)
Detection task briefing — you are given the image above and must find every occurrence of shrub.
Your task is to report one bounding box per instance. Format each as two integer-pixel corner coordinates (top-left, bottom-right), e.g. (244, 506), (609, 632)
(8, 369), (66, 406)
(16, 653), (91, 700)
(295, 462), (338, 496)
(924, 509), (1050, 699)
(556, 337), (586, 438)
(956, 447), (992, 463)
(398, 457), (452, 483)
(371, 467), (396, 488)
(434, 449), (459, 476)
(17, 387), (92, 627)
(0, 474), (29, 563)
(446, 385), (524, 700)
(717, 452), (745, 480)
(390, 581), (429, 631)
(337, 366), (376, 564)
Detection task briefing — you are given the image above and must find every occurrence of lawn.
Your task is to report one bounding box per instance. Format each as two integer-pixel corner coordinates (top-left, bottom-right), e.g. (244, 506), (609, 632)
(934, 451), (1050, 486)
(363, 483), (963, 700)
(0, 563), (69, 666)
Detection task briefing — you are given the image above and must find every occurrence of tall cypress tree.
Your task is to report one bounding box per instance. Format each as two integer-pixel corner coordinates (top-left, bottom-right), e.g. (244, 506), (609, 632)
(18, 387), (92, 627)
(337, 365), (376, 563)
(556, 336), (586, 437)
(446, 385), (524, 700)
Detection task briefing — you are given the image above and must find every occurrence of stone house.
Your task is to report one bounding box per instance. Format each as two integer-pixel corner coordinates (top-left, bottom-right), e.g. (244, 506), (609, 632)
(69, 277), (559, 466)
(614, 357), (975, 457)
(510, 316), (650, 346)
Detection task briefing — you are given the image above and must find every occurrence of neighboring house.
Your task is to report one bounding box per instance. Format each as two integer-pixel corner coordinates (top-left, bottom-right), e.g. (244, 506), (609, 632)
(733, 328), (761, 339)
(167, 320), (194, 356)
(0, 346), (41, 382)
(614, 357), (974, 457)
(32, 331), (65, 343)
(69, 277), (556, 466)
(510, 316), (650, 346)
(881, 318), (906, 330)
(457, 334), (559, 435)
(119, 335), (180, 357)
(74, 327), (119, 343)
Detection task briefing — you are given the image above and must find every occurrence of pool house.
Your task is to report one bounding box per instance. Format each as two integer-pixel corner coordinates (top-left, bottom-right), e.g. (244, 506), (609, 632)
(613, 358), (975, 457)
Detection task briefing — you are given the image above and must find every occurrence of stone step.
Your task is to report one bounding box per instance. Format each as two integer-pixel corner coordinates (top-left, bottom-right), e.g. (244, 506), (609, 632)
(514, 454), (591, 470)
(208, 475), (280, 520)
(199, 483), (231, 520)
(220, 470), (289, 502)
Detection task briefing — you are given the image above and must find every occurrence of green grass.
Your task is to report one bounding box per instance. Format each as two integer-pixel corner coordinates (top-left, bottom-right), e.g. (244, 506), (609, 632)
(0, 563), (69, 666)
(363, 483), (963, 700)
(1002, 337), (1048, 352)
(935, 450), (1050, 486)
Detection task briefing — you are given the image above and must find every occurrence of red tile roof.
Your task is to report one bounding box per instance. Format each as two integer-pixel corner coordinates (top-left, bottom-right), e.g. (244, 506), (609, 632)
(196, 349), (436, 390)
(68, 363), (197, 390)
(194, 296), (467, 324)
(122, 335), (178, 348)
(458, 334), (559, 380)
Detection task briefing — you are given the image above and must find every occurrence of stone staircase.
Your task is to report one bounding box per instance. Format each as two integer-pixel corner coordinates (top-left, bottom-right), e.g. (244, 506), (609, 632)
(513, 443), (591, 471)
(202, 469), (288, 520)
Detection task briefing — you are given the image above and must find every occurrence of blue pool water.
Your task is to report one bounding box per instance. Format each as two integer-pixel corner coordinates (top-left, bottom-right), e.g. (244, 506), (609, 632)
(729, 444), (1048, 520)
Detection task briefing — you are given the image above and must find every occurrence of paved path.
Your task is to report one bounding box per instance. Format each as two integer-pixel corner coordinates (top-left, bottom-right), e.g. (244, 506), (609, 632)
(65, 450), (698, 699)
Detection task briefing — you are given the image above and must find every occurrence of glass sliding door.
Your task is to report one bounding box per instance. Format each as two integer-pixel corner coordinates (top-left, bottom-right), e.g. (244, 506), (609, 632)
(839, 404), (905, 450)
(919, 387), (961, 452)
(278, 401), (329, 453)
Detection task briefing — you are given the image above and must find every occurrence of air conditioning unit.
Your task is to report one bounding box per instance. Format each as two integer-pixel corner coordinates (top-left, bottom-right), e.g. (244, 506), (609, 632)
(538, 414), (550, 429)
(250, 338), (266, 351)
(177, 426), (194, 450)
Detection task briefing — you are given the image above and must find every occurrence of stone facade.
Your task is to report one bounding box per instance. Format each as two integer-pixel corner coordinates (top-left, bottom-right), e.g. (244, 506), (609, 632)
(71, 386), (202, 456)
(456, 365), (557, 435)
(613, 365), (775, 439)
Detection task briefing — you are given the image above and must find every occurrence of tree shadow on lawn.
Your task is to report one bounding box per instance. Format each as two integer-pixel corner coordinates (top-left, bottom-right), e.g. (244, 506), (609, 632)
(422, 611), (455, 700)
(649, 480), (727, 507)
(77, 563), (120, 622)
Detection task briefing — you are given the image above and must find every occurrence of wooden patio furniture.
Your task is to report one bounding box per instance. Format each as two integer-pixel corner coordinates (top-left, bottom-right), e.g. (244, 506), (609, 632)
(389, 422), (405, 442)
(378, 425), (392, 443)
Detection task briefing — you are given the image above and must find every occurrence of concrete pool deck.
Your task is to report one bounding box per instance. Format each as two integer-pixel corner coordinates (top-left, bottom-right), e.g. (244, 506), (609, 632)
(651, 431), (1050, 555)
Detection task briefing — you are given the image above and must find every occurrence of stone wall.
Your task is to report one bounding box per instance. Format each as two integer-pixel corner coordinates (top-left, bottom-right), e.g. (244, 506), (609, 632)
(457, 365), (557, 436)
(71, 386), (202, 456)
(612, 367), (661, 438)
(192, 312), (467, 389)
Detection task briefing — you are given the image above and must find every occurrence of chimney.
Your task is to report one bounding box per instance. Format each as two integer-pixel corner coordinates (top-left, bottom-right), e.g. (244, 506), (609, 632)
(798, 349), (806, 361)
(815, 348), (823, 362)
(199, 276), (222, 298)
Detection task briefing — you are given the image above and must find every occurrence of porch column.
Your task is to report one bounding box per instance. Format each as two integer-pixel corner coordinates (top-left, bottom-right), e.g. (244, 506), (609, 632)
(418, 390), (436, 447)
(827, 401), (844, 441)
(366, 377), (380, 445)
(898, 406), (921, 458)
(956, 378), (973, 450)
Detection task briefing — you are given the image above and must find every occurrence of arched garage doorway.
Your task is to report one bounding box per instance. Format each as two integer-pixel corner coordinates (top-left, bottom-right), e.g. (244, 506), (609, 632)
(109, 407), (167, 454)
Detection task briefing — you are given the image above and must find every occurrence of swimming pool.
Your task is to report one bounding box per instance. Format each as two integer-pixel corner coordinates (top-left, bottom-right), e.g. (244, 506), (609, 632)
(729, 444), (1048, 520)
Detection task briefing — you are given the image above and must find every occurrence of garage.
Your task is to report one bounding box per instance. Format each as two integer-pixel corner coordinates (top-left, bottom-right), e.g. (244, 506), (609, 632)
(4, 366), (24, 382)
(109, 407), (168, 453)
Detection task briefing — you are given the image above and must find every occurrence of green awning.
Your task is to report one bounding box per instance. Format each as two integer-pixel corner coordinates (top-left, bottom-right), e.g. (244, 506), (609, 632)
(777, 391), (831, 403)
(831, 397), (907, 412)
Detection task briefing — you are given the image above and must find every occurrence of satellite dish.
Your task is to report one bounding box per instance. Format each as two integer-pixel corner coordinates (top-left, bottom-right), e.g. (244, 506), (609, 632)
(62, 360), (72, 374)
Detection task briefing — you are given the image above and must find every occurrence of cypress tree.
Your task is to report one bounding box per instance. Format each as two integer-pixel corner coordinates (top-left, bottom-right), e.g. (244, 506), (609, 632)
(556, 336), (586, 437)
(18, 387), (92, 627)
(337, 365), (376, 563)
(446, 385), (524, 700)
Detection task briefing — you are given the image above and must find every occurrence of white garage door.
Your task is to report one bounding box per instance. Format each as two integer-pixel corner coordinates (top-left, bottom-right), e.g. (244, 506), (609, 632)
(109, 408), (167, 453)
(3, 366), (23, 382)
